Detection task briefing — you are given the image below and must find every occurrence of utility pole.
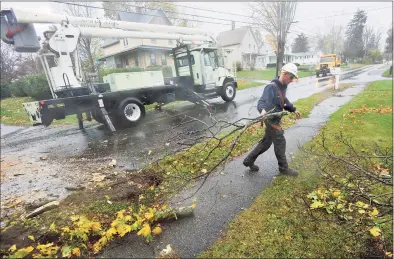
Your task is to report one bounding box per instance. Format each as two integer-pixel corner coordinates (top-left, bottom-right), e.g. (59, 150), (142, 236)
(275, 2), (282, 78)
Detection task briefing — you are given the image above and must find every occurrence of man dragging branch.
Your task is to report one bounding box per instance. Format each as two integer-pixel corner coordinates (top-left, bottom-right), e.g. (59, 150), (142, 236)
(243, 63), (301, 176)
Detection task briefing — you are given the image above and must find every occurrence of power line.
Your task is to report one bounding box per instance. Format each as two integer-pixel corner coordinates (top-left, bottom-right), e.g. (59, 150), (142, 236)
(119, 2), (256, 26)
(302, 6), (391, 21)
(50, 1), (391, 36)
(169, 2), (253, 18)
(51, 1), (232, 26)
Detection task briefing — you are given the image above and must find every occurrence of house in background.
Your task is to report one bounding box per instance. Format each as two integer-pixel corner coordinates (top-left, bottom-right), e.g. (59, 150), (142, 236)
(264, 51), (320, 66)
(97, 8), (176, 69)
(217, 26), (266, 70)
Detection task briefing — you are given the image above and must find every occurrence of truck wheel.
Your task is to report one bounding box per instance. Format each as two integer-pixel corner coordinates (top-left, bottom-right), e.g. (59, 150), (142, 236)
(91, 109), (105, 124)
(221, 82), (236, 102)
(316, 72), (320, 78)
(118, 98), (146, 127)
(323, 70), (327, 77)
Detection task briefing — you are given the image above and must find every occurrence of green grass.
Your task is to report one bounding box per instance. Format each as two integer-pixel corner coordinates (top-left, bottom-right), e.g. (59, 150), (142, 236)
(237, 80), (263, 90)
(200, 80), (393, 258)
(237, 68), (315, 81)
(382, 68), (392, 77)
(0, 97), (96, 127)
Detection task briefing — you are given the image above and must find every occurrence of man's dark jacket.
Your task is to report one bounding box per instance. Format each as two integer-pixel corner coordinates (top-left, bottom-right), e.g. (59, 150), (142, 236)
(257, 78), (296, 125)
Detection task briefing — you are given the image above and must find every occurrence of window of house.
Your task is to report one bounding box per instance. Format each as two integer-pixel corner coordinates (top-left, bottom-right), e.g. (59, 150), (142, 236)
(134, 56), (139, 67)
(123, 38), (128, 47)
(121, 56), (129, 67)
(150, 53), (156, 65)
(161, 54), (167, 65)
(168, 39), (173, 45)
(151, 39), (157, 44)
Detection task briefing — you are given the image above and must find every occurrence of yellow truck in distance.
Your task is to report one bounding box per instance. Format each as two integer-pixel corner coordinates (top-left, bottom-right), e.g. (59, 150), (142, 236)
(316, 54), (342, 77)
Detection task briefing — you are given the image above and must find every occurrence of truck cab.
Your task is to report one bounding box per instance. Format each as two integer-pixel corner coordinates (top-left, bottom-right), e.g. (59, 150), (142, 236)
(169, 44), (237, 101)
(316, 54), (341, 77)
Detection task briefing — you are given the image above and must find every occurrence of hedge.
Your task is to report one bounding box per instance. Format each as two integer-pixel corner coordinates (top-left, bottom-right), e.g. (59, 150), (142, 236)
(8, 74), (52, 100)
(0, 84), (12, 100)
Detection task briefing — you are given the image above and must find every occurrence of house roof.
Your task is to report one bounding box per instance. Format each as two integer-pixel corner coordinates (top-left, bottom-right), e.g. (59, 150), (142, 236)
(97, 45), (173, 61)
(216, 26), (252, 47)
(117, 8), (171, 24)
(101, 8), (172, 48)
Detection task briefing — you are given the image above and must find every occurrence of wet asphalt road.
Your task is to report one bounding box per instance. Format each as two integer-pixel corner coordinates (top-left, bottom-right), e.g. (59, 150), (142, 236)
(99, 64), (390, 258)
(0, 64), (387, 214)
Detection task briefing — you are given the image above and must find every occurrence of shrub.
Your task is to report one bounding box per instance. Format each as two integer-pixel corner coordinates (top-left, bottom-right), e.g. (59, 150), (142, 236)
(0, 84), (12, 99)
(9, 79), (28, 97)
(23, 74), (52, 100)
(236, 61), (242, 72)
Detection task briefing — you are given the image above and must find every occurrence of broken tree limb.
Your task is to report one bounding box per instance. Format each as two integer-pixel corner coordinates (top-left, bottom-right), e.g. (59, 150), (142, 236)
(25, 201), (60, 219)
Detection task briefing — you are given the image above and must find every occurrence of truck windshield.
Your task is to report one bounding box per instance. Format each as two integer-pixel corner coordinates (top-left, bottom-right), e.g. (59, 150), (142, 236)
(176, 56), (195, 67)
(320, 57), (334, 63)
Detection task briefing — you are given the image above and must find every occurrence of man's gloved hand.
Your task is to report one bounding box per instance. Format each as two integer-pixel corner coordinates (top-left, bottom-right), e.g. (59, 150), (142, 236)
(295, 110), (301, 119)
(260, 109), (267, 127)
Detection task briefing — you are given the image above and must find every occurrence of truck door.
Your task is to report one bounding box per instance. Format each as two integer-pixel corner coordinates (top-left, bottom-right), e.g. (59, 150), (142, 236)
(203, 52), (216, 88)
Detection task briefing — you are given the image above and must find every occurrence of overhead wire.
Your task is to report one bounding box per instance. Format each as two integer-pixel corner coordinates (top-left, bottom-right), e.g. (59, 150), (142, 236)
(51, 1), (392, 32)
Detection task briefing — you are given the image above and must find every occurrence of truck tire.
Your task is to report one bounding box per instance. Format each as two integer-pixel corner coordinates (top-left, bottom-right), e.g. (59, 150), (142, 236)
(91, 109), (105, 124)
(220, 82), (236, 102)
(117, 98), (146, 127)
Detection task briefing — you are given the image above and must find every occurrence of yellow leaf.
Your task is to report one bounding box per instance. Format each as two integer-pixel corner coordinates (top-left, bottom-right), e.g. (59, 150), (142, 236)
(332, 189), (341, 198)
(201, 169), (208, 173)
(144, 212), (154, 220)
(27, 235), (35, 241)
(61, 227), (70, 233)
(358, 209), (366, 214)
(125, 215), (132, 222)
(310, 201), (325, 209)
(117, 224), (132, 237)
(369, 226), (382, 237)
(137, 224), (151, 237)
(72, 248), (81, 257)
(9, 244), (17, 252)
(369, 207), (379, 217)
(191, 204), (196, 209)
(49, 222), (56, 232)
(162, 205), (167, 210)
(152, 226), (162, 236)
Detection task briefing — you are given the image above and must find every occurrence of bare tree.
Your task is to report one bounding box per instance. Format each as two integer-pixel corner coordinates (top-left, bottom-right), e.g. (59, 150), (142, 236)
(60, 2), (101, 73)
(315, 24), (344, 55)
(250, 1), (298, 75)
(0, 42), (25, 84)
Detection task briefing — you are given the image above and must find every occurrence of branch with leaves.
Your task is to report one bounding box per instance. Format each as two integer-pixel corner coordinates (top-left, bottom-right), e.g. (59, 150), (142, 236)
(299, 130), (392, 240)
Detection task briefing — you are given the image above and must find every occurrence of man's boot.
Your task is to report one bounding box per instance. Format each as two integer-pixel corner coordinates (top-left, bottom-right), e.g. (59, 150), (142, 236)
(243, 158), (260, 172)
(279, 167), (299, 176)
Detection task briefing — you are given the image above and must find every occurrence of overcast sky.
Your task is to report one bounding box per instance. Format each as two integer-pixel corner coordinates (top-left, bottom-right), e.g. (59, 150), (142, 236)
(2, 1), (393, 51)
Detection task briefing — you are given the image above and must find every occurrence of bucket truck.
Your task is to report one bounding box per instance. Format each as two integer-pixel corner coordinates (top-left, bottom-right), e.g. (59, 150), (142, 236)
(0, 7), (238, 132)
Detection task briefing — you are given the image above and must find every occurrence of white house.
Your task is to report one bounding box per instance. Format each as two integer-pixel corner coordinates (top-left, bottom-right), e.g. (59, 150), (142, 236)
(97, 8), (176, 69)
(264, 51), (321, 67)
(216, 26), (265, 70)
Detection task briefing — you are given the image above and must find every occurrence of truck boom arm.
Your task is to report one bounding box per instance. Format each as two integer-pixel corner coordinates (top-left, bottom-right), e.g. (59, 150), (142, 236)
(1, 6), (211, 37)
(0, 6), (215, 96)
